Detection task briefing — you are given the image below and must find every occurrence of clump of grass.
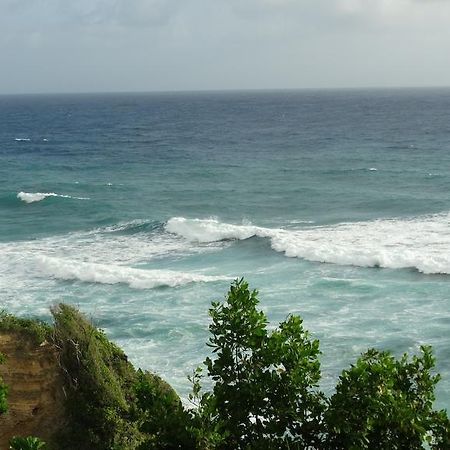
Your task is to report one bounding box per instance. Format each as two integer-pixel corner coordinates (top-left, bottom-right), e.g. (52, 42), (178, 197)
(0, 310), (52, 345)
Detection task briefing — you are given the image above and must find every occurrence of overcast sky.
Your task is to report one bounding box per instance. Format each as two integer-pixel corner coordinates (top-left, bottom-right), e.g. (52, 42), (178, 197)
(1, 0), (450, 94)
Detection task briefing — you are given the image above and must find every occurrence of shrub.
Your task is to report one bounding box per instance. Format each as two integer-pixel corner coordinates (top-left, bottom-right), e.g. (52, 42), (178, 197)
(133, 369), (195, 449)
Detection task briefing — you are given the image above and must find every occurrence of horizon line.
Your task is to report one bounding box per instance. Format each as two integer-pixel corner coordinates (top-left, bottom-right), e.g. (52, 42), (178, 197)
(1, 84), (450, 97)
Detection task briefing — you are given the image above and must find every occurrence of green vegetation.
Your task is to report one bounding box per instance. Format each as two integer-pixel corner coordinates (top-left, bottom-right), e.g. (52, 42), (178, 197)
(52, 304), (189, 450)
(0, 280), (449, 449)
(188, 279), (450, 449)
(0, 352), (7, 414)
(325, 346), (450, 449)
(0, 310), (51, 345)
(188, 279), (324, 449)
(9, 436), (48, 450)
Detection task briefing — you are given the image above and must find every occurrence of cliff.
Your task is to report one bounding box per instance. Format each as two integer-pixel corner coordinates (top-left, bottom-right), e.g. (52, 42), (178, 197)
(0, 331), (66, 448)
(0, 306), (190, 450)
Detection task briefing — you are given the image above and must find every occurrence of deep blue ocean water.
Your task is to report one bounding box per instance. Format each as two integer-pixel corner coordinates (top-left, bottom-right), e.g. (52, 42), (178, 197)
(1, 89), (450, 408)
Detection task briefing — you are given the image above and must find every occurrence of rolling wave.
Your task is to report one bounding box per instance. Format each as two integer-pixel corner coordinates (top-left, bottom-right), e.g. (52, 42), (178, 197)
(166, 214), (450, 274)
(17, 191), (90, 203)
(36, 256), (231, 289)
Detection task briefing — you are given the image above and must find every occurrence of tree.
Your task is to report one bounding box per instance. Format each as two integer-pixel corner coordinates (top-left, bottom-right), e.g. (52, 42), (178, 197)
(189, 278), (325, 449)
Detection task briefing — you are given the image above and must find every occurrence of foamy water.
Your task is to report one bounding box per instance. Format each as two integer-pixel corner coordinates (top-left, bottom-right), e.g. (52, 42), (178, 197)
(167, 214), (450, 274)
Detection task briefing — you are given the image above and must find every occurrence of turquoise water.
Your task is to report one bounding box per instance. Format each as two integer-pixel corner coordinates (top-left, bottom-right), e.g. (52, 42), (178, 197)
(1, 89), (450, 407)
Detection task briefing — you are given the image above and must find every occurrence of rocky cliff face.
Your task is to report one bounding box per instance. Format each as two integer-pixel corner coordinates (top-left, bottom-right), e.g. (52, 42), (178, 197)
(0, 332), (67, 448)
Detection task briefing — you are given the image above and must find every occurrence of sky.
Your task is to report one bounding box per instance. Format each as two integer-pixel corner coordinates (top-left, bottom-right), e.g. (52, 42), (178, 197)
(1, 0), (450, 94)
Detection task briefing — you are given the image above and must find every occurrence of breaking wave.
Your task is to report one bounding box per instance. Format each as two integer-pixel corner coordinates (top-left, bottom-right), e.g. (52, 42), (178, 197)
(36, 255), (231, 289)
(17, 191), (90, 203)
(166, 214), (450, 275)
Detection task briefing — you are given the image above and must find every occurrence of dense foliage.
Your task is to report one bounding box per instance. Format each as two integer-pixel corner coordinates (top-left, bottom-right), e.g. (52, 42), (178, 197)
(0, 281), (449, 449)
(52, 304), (190, 450)
(325, 346), (450, 449)
(189, 279), (324, 449)
(189, 278), (450, 449)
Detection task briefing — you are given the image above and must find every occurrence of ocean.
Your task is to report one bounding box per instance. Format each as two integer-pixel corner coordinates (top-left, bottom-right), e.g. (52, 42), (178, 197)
(1, 88), (450, 408)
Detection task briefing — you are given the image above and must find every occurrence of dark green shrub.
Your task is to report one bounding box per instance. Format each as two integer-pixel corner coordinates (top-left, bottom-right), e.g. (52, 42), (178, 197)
(9, 436), (48, 450)
(133, 369), (195, 449)
(189, 278), (325, 449)
(324, 346), (450, 449)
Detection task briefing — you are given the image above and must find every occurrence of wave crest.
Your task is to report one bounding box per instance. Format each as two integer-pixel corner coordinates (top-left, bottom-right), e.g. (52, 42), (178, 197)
(17, 191), (90, 203)
(165, 214), (450, 275)
(36, 256), (230, 289)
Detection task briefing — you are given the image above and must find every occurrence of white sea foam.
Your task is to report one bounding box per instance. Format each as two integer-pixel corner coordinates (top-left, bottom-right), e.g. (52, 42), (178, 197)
(166, 217), (273, 243)
(35, 255), (230, 289)
(17, 191), (90, 203)
(166, 214), (450, 275)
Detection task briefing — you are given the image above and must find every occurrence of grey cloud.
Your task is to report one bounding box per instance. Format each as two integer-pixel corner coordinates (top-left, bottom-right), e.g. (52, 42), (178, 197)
(0, 0), (183, 27)
(1, 0), (450, 94)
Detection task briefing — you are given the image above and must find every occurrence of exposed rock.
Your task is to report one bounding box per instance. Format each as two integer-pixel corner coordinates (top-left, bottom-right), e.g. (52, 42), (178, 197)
(0, 332), (67, 448)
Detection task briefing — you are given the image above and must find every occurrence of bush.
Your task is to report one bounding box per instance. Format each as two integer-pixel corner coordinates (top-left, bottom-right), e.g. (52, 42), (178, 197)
(133, 369), (195, 449)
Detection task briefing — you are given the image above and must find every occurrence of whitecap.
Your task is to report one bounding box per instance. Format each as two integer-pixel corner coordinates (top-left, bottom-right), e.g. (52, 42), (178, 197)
(165, 214), (450, 275)
(35, 255), (231, 289)
(17, 191), (90, 203)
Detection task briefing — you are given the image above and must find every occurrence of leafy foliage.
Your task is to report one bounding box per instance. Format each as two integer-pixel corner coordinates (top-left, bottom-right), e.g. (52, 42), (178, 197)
(1, 281), (449, 450)
(189, 278), (325, 449)
(325, 346), (450, 449)
(189, 279), (450, 450)
(9, 436), (48, 450)
(0, 352), (8, 414)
